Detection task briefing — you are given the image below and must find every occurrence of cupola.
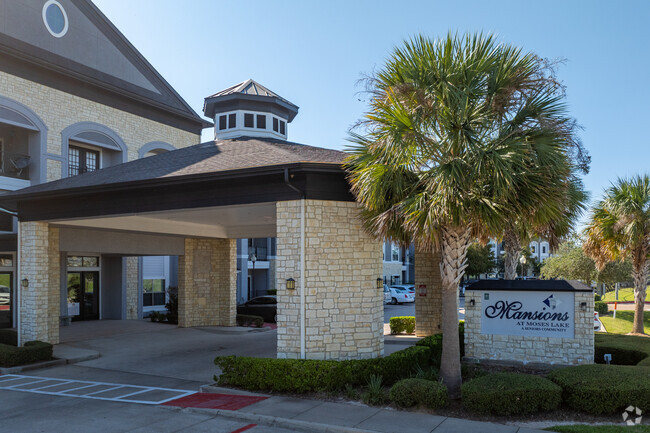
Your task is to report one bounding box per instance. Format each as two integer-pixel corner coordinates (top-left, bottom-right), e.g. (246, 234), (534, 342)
(203, 79), (299, 141)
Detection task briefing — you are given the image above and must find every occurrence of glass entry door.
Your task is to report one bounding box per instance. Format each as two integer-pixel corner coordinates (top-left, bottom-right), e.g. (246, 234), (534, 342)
(0, 273), (12, 328)
(67, 272), (99, 321)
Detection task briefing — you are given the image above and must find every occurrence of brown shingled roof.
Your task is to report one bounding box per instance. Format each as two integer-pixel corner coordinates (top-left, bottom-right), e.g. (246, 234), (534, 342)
(7, 137), (346, 197)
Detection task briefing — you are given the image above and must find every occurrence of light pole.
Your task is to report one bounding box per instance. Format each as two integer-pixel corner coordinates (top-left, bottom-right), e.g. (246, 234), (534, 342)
(519, 255), (527, 278)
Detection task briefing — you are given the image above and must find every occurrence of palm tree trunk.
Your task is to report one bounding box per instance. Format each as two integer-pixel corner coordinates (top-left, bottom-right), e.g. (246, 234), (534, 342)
(503, 227), (520, 280)
(439, 225), (471, 398)
(632, 260), (648, 334)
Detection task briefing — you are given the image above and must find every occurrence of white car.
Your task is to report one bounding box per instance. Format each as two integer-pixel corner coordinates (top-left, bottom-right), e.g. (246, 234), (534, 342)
(0, 285), (9, 305)
(387, 286), (415, 304)
(383, 286), (391, 304)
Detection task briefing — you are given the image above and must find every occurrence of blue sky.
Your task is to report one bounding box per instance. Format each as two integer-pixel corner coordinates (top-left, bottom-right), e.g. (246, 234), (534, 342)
(94, 0), (650, 216)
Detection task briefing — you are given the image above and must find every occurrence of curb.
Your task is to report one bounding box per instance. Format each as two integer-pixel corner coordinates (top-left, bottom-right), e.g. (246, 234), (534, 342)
(171, 406), (378, 433)
(0, 352), (100, 374)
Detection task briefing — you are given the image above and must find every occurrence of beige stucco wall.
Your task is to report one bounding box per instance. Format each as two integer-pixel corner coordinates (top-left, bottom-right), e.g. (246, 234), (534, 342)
(276, 199), (384, 360)
(178, 238), (237, 328)
(0, 70), (200, 183)
(19, 222), (60, 344)
(464, 290), (594, 365)
(414, 248), (443, 337)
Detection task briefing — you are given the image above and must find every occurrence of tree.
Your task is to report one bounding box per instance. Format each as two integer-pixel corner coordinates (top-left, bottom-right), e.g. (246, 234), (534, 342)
(346, 33), (580, 396)
(465, 243), (496, 278)
(540, 239), (596, 284)
(584, 175), (650, 334)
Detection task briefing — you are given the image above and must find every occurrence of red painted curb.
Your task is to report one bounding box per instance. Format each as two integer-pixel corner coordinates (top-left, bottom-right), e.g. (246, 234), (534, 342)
(162, 393), (267, 410)
(231, 424), (257, 433)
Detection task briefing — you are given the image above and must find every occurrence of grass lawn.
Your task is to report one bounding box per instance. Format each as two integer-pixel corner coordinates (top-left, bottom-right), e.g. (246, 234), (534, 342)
(602, 288), (650, 302)
(546, 426), (650, 433)
(600, 311), (650, 334)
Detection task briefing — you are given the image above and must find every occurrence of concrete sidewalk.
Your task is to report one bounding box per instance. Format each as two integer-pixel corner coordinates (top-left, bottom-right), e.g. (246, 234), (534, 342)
(197, 385), (547, 433)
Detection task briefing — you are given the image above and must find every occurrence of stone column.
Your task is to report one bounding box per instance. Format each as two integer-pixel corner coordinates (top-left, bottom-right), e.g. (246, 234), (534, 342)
(125, 257), (139, 319)
(414, 247), (443, 337)
(178, 238), (237, 327)
(276, 200), (383, 360)
(19, 222), (60, 344)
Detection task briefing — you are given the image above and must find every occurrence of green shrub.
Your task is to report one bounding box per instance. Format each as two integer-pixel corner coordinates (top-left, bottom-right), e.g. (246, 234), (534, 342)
(595, 333), (650, 366)
(461, 373), (562, 415)
(389, 378), (447, 409)
(215, 345), (431, 393)
(548, 364), (650, 415)
(594, 293), (601, 302)
(362, 374), (387, 405)
(0, 329), (17, 346)
(416, 320), (464, 366)
(0, 341), (53, 367)
(165, 286), (179, 324)
(390, 316), (415, 334)
(236, 314), (264, 328)
(594, 301), (608, 315)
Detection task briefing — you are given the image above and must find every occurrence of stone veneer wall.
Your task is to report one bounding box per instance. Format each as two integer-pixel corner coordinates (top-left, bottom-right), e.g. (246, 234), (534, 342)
(414, 248), (443, 337)
(178, 238), (237, 328)
(125, 257), (139, 320)
(464, 290), (594, 365)
(276, 200), (383, 360)
(0, 70), (199, 182)
(19, 222), (60, 344)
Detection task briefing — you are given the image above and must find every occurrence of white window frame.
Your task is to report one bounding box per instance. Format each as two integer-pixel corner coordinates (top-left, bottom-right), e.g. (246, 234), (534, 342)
(68, 140), (103, 175)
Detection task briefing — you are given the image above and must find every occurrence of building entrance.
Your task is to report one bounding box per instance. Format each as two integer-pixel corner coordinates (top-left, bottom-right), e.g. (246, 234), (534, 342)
(0, 272), (12, 328)
(67, 272), (99, 321)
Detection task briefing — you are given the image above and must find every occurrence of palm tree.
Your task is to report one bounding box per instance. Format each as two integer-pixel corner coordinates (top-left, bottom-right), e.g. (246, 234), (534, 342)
(502, 176), (588, 279)
(346, 33), (581, 397)
(584, 175), (650, 335)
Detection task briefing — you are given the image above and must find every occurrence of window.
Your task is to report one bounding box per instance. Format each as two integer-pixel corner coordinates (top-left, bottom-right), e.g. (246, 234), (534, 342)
(531, 245), (536, 254)
(143, 279), (166, 307)
(280, 120), (286, 135)
(256, 114), (266, 129)
(43, 0), (68, 38)
(391, 244), (399, 261)
(244, 113), (254, 128)
(0, 255), (12, 267)
(218, 115), (227, 130)
(68, 145), (99, 176)
(542, 246), (547, 254)
(273, 118), (279, 132)
(67, 256), (99, 268)
(228, 113), (236, 128)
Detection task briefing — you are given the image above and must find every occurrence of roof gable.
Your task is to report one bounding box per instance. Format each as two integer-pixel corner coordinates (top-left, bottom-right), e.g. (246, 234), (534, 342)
(0, 0), (207, 131)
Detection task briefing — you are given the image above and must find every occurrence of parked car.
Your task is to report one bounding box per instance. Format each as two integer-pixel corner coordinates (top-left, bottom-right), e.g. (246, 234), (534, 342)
(594, 312), (601, 331)
(383, 286), (391, 304)
(387, 286), (415, 304)
(390, 284), (414, 294)
(0, 285), (9, 305)
(237, 295), (277, 323)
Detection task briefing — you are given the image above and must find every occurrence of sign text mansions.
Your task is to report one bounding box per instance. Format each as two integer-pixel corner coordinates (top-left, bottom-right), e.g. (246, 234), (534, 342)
(480, 291), (575, 339)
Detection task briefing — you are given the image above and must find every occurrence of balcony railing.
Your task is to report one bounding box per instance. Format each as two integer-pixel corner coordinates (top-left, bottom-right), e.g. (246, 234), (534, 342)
(0, 152), (30, 180)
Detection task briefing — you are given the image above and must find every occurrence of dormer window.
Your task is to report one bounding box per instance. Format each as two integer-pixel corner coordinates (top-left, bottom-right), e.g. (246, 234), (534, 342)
(218, 113), (236, 131)
(256, 114), (266, 129)
(244, 113), (254, 128)
(272, 117), (286, 135)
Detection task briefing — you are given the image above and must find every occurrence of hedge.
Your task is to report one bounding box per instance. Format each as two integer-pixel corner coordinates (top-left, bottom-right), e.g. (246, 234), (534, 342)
(595, 333), (650, 366)
(461, 372), (562, 415)
(416, 320), (464, 366)
(389, 378), (447, 409)
(0, 341), (53, 367)
(0, 329), (17, 346)
(548, 364), (650, 415)
(215, 345), (431, 393)
(389, 316), (415, 334)
(594, 301), (608, 315)
(236, 314), (264, 328)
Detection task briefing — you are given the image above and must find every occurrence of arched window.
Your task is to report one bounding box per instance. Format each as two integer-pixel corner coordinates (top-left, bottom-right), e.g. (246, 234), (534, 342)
(61, 122), (126, 177)
(139, 141), (175, 158)
(0, 96), (48, 185)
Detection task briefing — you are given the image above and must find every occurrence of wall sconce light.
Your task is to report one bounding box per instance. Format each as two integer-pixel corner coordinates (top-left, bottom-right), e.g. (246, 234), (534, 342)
(286, 278), (296, 290)
(376, 278), (383, 289)
(580, 302), (587, 312)
(469, 298), (475, 307)
(21, 278), (28, 288)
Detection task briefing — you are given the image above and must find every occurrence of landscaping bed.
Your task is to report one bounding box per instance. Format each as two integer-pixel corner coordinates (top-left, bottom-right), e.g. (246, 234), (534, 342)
(0, 330), (53, 368)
